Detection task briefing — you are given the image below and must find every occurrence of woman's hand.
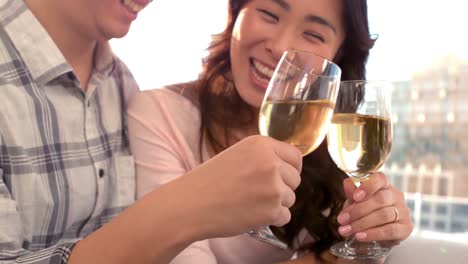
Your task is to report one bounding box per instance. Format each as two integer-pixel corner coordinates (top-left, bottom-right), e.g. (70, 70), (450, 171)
(337, 172), (413, 247)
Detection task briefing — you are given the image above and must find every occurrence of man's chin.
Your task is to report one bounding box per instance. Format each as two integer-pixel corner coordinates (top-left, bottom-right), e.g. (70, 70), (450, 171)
(102, 26), (131, 40)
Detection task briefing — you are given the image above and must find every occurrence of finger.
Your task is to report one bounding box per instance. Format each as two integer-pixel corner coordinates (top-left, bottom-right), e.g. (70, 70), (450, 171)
(271, 206), (292, 227)
(343, 178), (357, 201)
(270, 137), (303, 172)
(337, 188), (395, 225)
(338, 205), (407, 236)
(353, 172), (390, 202)
(279, 161), (299, 207)
(353, 222), (413, 243)
(280, 160), (302, 190)
(281, 185), (296, 208)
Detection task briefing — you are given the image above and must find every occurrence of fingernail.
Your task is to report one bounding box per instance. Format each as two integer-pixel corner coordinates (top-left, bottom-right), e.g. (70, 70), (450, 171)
(338, 225), (352, 235)
(354, 190), (366, 201)
(355, 232), (367, 240)
(337, 212), (350, 224)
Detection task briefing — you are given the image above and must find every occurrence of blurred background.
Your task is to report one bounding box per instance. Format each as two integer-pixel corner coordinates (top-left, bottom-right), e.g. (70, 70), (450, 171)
(111, 0), (468, 244)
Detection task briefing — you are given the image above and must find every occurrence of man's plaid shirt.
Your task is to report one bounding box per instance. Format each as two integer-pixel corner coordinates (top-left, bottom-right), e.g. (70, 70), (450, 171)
(0, 0), (139, 263)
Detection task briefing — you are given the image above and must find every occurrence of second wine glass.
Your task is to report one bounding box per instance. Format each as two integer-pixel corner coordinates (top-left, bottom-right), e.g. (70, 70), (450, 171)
(250, 49), (341, 249)
(327, 80), (393, 259)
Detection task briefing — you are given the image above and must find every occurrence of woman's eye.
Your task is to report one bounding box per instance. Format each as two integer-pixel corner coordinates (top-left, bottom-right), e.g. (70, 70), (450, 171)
(257, 9), (279, 22)
(304, 32), (325, 43)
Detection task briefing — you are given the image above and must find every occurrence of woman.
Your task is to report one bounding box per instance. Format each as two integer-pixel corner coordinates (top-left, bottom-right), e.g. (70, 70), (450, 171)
(127, 0), (413, 262)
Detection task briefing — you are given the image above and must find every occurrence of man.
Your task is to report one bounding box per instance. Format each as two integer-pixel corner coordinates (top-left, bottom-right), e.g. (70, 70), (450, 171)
(0, 0), (302, 263)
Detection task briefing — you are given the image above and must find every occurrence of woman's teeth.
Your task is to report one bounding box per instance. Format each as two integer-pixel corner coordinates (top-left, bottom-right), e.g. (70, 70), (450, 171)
(122, 0), (144, 12)
(252, 60), (287, 82)
(253, 60), (275, 79)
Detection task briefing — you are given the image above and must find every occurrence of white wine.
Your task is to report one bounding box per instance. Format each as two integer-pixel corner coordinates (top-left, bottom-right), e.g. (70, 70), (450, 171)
(259, 99), (335, 155)
(327, 113), (392, 179)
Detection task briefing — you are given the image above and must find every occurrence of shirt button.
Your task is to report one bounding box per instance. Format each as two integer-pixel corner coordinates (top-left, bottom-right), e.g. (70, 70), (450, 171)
(98, 169), (105, 178)
(87, 101), (91, 107)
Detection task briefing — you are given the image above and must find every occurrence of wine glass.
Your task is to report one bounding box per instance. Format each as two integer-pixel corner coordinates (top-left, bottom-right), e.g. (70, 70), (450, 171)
(327, 80), (393, 259)
(250, 49), (341, 249)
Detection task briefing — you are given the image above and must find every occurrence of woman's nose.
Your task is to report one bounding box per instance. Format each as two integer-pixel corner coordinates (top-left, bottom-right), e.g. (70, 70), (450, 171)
(265, 31), (295, 61)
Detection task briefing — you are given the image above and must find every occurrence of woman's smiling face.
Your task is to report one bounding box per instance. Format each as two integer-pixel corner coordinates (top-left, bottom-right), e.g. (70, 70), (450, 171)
(230, 0), (345, 109)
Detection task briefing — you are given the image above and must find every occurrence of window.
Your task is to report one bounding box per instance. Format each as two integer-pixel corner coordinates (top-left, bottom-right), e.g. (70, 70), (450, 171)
(393, 174), (403, 190)
(436, 204), (447, 215)
(450, 221), (464, 233)
(421, 219), (430, 228)
(435, 221), (446, 231)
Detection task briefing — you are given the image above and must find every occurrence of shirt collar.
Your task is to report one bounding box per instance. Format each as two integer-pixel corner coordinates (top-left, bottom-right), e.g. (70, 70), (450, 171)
(0, 0), (115, 87)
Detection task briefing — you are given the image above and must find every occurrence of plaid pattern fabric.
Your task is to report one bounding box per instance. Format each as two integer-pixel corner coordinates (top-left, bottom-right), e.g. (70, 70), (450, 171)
(0, 0), (139, 263)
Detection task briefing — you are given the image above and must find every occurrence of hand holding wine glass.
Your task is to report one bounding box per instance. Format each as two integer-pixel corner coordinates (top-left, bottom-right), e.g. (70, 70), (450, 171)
(339, 171), (413, 248)
(327, 80), (394, 259)
(249, 49), (341, 249)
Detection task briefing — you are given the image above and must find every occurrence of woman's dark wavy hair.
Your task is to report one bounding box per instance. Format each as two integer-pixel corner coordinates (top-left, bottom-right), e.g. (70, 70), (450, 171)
(196, 0), (376, 256)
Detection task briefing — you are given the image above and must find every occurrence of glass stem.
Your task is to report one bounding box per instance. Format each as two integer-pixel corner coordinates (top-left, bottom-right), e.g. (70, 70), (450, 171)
(343, 174), (388, 257)
(350, 174), (370, 188)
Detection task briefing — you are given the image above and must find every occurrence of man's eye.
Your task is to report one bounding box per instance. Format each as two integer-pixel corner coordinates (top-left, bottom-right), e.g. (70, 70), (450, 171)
(257, 9), (279, 22)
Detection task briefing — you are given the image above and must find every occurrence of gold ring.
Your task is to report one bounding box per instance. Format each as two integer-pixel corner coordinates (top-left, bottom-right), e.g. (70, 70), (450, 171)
(393, 206), (399, 223)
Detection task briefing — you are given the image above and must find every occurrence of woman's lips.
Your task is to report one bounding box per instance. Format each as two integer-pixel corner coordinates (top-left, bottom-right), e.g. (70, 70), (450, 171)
(249, 59), (272, 90)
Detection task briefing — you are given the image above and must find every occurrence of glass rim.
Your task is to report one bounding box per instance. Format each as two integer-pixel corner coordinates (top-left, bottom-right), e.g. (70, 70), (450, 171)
(340, 80), (390, 85)
(284, 49), (341, 74)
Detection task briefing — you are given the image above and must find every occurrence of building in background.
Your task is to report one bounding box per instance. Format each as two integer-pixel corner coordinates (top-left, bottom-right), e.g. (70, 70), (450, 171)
(384, 57), (468, 237)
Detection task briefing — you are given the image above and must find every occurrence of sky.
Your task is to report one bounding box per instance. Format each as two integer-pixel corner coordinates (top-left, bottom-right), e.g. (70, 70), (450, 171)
(111, 0), (228, 89)
(366, 0), (468, 81)
(111, 0), (468, 89)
